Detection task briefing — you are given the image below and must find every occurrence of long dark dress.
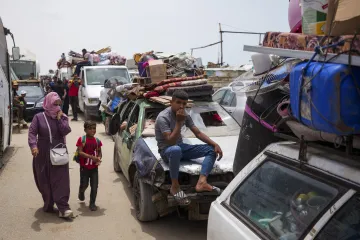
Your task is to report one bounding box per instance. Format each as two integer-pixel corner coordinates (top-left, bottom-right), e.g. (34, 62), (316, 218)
(28, 113), (72, 213)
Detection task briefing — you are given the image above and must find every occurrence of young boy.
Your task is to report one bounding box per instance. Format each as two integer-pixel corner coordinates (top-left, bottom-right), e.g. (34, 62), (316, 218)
(76, 121), (103, 211)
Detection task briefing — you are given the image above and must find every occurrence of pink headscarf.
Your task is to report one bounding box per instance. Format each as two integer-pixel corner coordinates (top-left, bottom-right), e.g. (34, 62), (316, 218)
(43, 92), (62, 119)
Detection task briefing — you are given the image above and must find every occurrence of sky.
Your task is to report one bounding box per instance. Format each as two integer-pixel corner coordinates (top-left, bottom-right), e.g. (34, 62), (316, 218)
(1, 0), (289, 74)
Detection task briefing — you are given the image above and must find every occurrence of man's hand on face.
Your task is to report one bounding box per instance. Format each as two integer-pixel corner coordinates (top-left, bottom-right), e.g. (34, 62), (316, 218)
(176, 109), (187, 123)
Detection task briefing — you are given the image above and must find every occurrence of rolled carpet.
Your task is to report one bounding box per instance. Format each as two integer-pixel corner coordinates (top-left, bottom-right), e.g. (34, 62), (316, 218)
(156, 75), (205, 86)
(166, 84), (213, 97)
(154, 79), (208, 94)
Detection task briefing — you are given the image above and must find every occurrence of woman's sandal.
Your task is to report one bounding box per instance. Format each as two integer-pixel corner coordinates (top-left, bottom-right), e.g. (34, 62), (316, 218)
(171, 190), (191, 206)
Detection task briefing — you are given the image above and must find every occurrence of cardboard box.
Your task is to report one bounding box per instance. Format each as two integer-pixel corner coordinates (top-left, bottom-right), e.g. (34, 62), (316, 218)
(325, 0), (360, 36)
(301, 0), (328, 35)
(147, 60), (167, 83)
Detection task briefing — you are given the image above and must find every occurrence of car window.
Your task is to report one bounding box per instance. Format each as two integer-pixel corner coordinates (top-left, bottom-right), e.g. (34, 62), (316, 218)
(116, 101), (127, 114)
(220, 90), (235, 107)
(230, 95), (237, 107)
(183, 102), (240, 137)
(212, 89), (226, 103)
(126, 105), (140, 136)
(229, 160), (341, 240)
(316, 193), (360, 240)
(18, 85), (43, 98)
(120, 102), (135, 123)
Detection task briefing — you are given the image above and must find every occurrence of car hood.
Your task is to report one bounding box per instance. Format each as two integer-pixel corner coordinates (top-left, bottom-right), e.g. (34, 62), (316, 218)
(25, 95), (44, 104)
(85, 85), (103, 99)
(143, 136), (238, 175)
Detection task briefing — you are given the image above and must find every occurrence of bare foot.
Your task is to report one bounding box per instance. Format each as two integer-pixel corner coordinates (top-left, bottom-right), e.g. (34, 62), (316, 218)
(195, 182), (213, 192)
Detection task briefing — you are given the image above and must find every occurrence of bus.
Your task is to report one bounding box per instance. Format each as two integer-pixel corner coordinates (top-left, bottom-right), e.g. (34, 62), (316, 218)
(0, 17), (20, 162)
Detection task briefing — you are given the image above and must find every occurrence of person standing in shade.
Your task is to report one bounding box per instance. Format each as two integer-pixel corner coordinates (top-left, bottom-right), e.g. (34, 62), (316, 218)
(62, 78), (70, 115)
(68, 76), (80, 121)
(28, 92), (73, 218)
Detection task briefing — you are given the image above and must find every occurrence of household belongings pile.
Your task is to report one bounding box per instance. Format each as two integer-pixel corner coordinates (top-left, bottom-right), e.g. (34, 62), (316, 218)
(133, 51), (204, 82)
(57, 47), (126, 69)
(228, 1), (360, 236)
(232, 0), (360, 166)
(107, 74), (213, 106)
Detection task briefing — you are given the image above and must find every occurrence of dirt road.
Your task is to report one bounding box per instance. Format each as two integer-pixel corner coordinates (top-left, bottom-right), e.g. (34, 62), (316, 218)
(0, 116), (207, 240)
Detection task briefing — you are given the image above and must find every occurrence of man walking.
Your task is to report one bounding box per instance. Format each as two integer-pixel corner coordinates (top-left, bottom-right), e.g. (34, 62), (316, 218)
(68, 76), (80, 121)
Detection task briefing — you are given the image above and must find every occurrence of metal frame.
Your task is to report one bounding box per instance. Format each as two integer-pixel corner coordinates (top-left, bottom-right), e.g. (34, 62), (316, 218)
(243, 45), (360, 67)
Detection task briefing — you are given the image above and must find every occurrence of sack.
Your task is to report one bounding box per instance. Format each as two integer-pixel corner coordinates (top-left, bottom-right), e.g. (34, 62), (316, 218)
(73, 136), (101, 164)
(43, 113), (69, 165)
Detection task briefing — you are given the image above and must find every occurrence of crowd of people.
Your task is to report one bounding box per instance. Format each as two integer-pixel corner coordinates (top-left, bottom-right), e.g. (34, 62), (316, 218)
(43, 75), (80, 121)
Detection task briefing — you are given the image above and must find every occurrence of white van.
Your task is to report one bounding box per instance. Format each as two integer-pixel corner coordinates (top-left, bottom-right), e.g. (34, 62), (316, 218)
(78, 65), (131, 120)
(207, 141), (360, 240)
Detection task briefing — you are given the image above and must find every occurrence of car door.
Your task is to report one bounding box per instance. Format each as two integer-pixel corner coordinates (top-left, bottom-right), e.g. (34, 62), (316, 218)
(78, 69), (85, 111)
(117, 101), (136, 173)
(119, 104), (140, 173)
(220, 90), (236, 115)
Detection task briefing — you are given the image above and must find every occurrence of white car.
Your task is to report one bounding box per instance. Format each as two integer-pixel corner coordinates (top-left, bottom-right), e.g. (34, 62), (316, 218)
(208, 141), (360, 240)
(212, 81), (254, 125)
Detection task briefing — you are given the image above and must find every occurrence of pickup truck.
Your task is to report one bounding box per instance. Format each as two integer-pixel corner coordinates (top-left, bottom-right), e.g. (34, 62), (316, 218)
(113, 99), (240, 221)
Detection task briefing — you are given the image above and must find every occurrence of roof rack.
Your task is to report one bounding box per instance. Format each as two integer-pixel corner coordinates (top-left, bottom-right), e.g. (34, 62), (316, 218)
(17, 79), (40, 83)
(274, 132), (360, 164)
(243, 45), (360, 67)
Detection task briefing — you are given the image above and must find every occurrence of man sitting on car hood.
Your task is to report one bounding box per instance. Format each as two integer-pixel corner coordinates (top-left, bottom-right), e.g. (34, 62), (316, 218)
(155, 90), (223, 206)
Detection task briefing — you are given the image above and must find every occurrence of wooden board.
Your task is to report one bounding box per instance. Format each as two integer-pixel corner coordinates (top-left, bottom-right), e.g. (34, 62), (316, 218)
(149, 96), (193, 108)
(159, 96), (193, 102)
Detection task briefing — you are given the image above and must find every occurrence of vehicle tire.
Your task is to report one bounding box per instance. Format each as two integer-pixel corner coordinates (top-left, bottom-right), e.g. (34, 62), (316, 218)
(133, 171), (158, 222)
(84, 104), (90, 120)
(113, 146), (122, 173)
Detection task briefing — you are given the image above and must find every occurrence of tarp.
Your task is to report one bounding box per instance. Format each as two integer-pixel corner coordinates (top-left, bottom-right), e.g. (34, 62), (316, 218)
(132, 138), (165, 186)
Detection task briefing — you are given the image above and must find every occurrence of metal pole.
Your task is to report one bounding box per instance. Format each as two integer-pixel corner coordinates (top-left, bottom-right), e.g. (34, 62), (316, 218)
(219, 23), (223, 66)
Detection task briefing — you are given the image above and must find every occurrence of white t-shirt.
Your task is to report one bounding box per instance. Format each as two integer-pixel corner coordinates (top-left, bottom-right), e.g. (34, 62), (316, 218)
(84, 53), (93, 65)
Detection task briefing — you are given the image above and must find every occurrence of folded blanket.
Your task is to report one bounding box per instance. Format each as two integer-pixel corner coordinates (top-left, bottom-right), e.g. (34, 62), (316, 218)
(156, 75), (204, 86)
(166, 84), (213, 96)
(154, 79), (208, 93)
(143, 91), (160, 98)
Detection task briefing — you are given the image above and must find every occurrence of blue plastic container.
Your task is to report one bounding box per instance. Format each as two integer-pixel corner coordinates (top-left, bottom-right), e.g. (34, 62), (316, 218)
(290, 62), (360, 135)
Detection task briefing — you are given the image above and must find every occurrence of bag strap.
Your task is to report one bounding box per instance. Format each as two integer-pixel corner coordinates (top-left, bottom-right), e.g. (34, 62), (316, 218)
(82, 135), (86, 147)
(43, 112), (52, 144)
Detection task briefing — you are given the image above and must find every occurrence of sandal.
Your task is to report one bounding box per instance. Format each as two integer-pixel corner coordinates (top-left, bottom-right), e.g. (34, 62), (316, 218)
(196, 186), (223, 195)
(171, 190), (191, 206)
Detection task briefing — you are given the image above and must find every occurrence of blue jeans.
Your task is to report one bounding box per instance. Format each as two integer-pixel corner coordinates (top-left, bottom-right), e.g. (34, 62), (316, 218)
(74, 61), (91, 76)
(161, 143), (216, 179)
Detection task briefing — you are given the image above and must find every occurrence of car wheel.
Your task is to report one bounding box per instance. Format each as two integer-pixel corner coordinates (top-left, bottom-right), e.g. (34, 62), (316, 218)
(113, 146), (122, 173)
(133, 171), (158, 222)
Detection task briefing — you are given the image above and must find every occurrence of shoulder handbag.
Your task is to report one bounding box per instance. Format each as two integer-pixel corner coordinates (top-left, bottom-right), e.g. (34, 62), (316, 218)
(43, 112), (69, 165)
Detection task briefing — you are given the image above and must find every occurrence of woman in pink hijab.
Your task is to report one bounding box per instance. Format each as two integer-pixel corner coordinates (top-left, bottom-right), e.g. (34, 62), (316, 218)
(28, 92), (73, 218)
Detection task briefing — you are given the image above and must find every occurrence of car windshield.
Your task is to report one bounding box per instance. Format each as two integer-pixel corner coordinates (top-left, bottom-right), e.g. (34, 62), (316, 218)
(10, 61), (36, 80)
(230, 160), (342, 240)
(18, 85), (43, 98)
(85, 68), (130, 85)
(182, 101), (240, 137)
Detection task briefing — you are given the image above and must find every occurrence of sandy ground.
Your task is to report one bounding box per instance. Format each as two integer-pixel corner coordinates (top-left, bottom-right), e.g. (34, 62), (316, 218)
(0, 114), (207, 240)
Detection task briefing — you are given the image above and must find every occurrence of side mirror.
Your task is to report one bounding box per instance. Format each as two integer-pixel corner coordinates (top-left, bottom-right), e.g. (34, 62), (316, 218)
(12, 47), (20, 61)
